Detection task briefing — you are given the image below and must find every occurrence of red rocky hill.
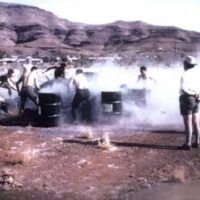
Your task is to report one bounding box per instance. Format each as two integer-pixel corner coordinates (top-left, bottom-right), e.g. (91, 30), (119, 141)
(0, 2), (200, 64)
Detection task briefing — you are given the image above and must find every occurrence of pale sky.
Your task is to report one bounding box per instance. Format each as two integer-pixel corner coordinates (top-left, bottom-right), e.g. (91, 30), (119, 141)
(1, 0), (200, 32)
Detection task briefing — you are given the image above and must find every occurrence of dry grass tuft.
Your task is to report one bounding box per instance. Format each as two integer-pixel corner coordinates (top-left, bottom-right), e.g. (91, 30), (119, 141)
(97, 132), (118, 151)
(170, 166), (187, 183)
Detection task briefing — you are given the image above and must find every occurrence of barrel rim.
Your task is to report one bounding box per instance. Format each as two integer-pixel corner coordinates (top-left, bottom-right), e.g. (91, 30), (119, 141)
(38, 103), (61, 106)
(39, 114), (60, 117)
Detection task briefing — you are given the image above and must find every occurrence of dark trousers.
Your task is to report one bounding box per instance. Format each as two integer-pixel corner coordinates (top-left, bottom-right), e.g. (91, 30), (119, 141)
(72, 89), (92, 123)
(0, 101), (8, 113)
(19, 86), (38, 111)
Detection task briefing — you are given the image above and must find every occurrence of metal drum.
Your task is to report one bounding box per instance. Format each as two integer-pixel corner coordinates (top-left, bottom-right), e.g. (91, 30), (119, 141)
(101, 91), (122, 114)
(38, 93), (61, 127)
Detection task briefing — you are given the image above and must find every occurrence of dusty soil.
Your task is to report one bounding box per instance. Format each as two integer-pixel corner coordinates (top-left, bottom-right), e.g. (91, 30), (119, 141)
(0, 124), (200, 200)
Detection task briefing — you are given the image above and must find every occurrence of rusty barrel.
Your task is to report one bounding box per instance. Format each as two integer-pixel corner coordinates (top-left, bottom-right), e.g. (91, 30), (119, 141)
(38, 93), (61, 127)
(101, 91), (122, 115)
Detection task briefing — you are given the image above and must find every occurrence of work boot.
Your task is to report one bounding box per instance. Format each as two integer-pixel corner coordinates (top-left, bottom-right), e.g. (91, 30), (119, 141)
(192, 142), (199, 149)
(178, 144), (191, 151)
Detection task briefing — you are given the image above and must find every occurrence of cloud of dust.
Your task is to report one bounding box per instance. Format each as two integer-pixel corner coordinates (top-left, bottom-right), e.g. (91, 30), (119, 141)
(87, 61), (186, 130)
(22, 60), (200, 130)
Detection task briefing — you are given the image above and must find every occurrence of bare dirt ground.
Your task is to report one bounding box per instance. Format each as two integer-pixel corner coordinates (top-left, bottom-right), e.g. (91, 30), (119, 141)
(0, 124), (200, 200)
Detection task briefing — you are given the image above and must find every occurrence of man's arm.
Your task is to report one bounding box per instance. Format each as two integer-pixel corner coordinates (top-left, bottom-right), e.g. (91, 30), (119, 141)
(1, 82), (12, 96)
(45, 66), (57, 72)
(7, 78), (17, 91)
(149, 77), (157, 84)
(34, 73), (40, 91)
(16, 75), (23, 95)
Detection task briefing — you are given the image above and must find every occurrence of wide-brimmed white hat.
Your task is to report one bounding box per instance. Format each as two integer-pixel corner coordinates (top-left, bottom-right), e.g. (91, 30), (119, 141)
(184, 55), (197, 65)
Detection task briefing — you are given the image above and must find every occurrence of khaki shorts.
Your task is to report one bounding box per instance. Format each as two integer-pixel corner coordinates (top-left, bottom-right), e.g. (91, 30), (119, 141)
(179, 95), (199, 115)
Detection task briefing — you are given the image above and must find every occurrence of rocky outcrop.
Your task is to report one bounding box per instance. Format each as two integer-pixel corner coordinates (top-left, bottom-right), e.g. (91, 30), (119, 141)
(0, 2), (200, 62)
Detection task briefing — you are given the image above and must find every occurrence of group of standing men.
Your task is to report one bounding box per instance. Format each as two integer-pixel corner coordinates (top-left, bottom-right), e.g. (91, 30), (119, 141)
(0, 56), (92, 124)
(0, 55), (200, 150)
(19, 57), (91, 123)
(17, 57), (91, 123)
(0, 57), (39, 114)
(136, 56), (200, 151)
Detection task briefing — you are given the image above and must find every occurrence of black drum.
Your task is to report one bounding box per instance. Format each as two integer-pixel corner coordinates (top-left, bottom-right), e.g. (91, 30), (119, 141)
(38, 93), (61, 127)
(101, 91), (122, 114)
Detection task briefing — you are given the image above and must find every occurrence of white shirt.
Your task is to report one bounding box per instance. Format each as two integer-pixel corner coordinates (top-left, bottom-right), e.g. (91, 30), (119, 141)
(73, 73), (88, 89)
(180, 67), (200, 95)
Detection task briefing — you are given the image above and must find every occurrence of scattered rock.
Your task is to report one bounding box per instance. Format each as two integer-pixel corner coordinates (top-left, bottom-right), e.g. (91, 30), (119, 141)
(0, 171), (19, 191)
(77, 159), (89, 167)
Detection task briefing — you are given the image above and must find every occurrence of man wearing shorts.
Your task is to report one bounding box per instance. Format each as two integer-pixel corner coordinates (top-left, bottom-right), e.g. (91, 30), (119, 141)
(179, 56), (200, 150)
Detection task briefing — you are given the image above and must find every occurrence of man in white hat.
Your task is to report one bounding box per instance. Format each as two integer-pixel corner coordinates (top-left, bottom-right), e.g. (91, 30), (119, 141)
(179, 55), (200, 150)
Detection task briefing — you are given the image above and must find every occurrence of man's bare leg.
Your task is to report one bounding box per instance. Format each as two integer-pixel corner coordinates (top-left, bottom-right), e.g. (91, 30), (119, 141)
(183, 114), (193, 146)
(192, 113), (200, 146)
